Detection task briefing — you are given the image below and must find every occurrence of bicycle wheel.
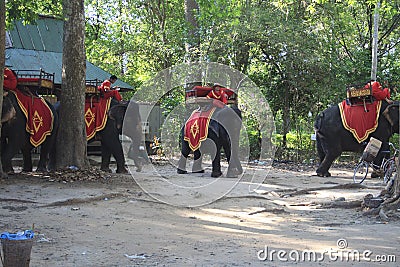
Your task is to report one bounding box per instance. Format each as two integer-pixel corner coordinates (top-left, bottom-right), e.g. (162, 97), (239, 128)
(383, 159), (396, 184)
(353, 161), (369, 184)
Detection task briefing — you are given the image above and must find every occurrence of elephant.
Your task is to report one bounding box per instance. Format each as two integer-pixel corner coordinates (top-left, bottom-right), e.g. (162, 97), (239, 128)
(88, 99), (143, 173)
(1, 91), (59, 173)
(177, 104), (243, 178)
(314, 100), (399, 177)
(54, 98), (142, 173)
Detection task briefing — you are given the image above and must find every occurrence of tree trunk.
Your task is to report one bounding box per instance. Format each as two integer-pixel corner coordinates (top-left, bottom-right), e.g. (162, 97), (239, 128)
(184, 0), (200, 62)
(282, 83), (290, 148)
(370, 2), (380, 80)
(0, 0), (6, 177)
(56, 0), (89, 169)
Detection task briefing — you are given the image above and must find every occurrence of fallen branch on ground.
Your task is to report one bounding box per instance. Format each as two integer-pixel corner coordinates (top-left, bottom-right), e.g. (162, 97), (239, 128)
(279, 183), (367, 197)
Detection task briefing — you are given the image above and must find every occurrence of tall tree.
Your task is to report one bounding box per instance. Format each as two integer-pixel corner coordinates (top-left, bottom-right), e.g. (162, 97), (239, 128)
(56, 0), (88, 169)
(0, 0), (6, 178)
(184, 0), (200, 62)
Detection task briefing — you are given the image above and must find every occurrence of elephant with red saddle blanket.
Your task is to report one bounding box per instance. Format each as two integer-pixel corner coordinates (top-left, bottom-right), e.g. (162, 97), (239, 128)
(96, 100), (143, 173)
(314, 100), (399, 177)
(54, 99), (143, 173)
(1, 91), (59, 173)
(177, 105), (243, 178)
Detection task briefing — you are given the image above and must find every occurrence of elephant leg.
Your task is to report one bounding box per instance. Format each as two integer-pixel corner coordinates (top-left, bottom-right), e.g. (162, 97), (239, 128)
(2, 152), (14, 173)
(224, 140), (240, 178)
(100, 123), (128, 174)
(21, 146), (33, 172)
(228, 149), (243, 178)
(47, 143), (56, 172)
(101, 142), (128, 173)
(316, 150), (340, 177)
(36, 144), (51, 172)
(177, 141), (190, 174)
(113, 146), (128, 174)
(109, 143), (128, 174)
(316, 134), (325, 165)
(128, 141), (142, 172)
(223, 141), (234, 177)
(41, 127), (58, 172)
(315, 135), (343, 177)
(211, 144), (223, 178)
(1, 138), (11, 173)
(2, 138), (22, 173)
(100, 144), (112, 173)
(192, 149), (204, 173)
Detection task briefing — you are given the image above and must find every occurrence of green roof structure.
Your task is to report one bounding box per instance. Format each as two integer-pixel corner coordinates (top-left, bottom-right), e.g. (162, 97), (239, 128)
(5, 16), (133, 90)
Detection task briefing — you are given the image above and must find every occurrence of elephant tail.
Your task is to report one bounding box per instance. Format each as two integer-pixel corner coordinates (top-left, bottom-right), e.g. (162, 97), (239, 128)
(314, 112), (324, 132)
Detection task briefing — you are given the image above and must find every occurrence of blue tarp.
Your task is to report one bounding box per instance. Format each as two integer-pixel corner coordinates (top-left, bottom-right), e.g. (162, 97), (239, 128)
(0, 230), (34, 240)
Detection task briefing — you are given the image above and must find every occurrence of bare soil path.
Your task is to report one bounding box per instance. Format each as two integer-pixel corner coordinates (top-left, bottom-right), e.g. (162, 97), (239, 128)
(0, 161), (399, 266)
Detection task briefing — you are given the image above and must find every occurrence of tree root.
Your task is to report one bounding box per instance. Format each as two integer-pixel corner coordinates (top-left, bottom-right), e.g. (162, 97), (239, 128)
(362, 165), (400, 221)
(319, 200), (362, 209)
(248, 208), (287, 215)
(290, 200), (362, 209)
(280, 183), (367, 197)
(40, 192), (125, 207)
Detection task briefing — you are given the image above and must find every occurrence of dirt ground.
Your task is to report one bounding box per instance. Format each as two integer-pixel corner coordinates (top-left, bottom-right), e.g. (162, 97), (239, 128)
(0, 157), (399, 267)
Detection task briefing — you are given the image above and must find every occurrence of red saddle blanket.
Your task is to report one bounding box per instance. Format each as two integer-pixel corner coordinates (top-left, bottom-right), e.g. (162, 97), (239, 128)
(184, 107), (216, 151)
(338, 100), (381, 143)
(12, 90), (54, 147)
(85, 97), (111, 140)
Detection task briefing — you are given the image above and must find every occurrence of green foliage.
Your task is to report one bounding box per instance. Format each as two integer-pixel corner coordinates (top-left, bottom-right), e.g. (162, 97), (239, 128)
(6, 0), (62, 28)
(8, 0), (400, 164)
(84, 0), (186, 88)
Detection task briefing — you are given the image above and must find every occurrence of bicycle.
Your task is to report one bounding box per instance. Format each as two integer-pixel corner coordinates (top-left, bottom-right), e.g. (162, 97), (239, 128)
(353, 142), (399, 184)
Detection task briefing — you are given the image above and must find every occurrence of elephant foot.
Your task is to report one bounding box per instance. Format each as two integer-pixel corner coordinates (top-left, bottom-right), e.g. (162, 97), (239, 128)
(134, 159), (143, 172)
(117, 167), (129, 174)
(35, 167), (47, 173)
(177, 168), (187, 174)
(227, 167), (243, 178)
(192, 169), (205, 173)
(226, 171), (238, 178)
(101, 167), (112, 173)
(316, 171), (331, 177)
(211, 171), (223, 178)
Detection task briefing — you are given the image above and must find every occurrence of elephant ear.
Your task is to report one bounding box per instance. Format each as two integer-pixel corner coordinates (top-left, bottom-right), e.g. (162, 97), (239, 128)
(108, 104), (127, 131)
(1, 94), (16, 123)
(382, 102), (399, 128)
